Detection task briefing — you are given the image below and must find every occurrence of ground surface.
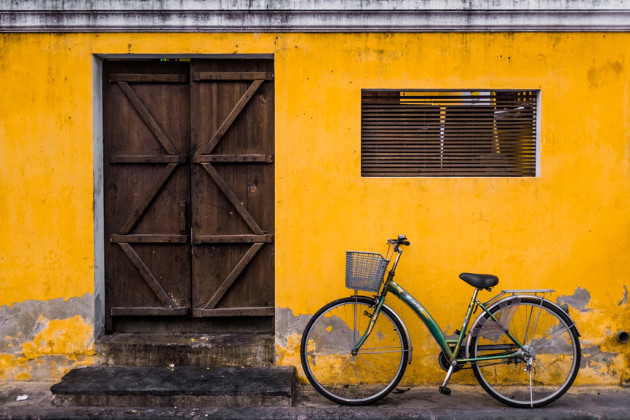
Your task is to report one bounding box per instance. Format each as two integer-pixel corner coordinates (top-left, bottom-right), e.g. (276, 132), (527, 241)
(1, 382), (629, 419)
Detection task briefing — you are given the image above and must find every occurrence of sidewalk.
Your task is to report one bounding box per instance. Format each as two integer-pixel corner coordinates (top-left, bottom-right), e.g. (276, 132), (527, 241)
(1, 381), (629, 419)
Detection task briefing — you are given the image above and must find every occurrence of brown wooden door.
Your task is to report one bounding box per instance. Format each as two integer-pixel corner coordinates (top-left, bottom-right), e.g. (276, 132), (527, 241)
(103, 59), (274, 332)
(190, 60), (275, 318)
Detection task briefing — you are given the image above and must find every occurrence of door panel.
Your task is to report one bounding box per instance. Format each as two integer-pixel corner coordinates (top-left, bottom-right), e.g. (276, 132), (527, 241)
(103, 61), (191, 327)
(190, 59), (275, 317)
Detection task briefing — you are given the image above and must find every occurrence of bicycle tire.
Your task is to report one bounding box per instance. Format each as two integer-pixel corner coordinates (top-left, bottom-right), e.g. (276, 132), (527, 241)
(300, 296), (409, 405)
(469, 297), (581, 408)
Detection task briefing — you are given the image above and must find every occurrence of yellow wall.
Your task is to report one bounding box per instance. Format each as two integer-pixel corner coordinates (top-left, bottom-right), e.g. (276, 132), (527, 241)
(0, 32), (628, 384)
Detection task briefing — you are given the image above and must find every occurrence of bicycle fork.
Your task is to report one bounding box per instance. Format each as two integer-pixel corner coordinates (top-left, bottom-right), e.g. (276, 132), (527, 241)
(351, 295), (387, 355)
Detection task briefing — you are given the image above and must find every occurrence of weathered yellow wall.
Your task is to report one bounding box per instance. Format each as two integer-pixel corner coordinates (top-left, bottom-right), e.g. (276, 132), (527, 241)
(0, 32), (628, 384)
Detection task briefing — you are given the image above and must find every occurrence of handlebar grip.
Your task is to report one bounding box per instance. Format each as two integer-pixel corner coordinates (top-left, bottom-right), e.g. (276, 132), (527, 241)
(387, 236), (411, 246)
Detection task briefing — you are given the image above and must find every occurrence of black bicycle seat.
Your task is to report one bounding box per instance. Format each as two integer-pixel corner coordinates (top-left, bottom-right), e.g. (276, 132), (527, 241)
(459, 273), (499, 289)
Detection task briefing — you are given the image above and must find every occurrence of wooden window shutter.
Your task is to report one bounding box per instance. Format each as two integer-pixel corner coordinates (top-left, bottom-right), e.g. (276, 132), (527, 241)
(361, 90), (538, 177)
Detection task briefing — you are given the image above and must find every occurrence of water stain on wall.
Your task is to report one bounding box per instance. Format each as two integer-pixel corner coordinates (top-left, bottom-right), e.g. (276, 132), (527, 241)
(587, 59), (624, 88)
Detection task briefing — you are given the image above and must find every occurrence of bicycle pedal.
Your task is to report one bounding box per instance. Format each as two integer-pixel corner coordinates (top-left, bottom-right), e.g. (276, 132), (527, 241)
(439, 386), (451, 395)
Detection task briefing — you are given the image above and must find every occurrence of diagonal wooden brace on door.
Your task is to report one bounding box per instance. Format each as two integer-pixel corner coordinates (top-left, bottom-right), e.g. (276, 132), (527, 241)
(201, 163), (264, 235)
(191, 70), (274, 318)
(116, 81), (179, 155)
(117, 162), (179, 234)
(109, 78), (190, 316)
(195, 242), (264, 314)
(118, 243), (178, 308)
(117, 82), (177, 155)
(196, 78), (264, 156)
(114, 80), (183, 235)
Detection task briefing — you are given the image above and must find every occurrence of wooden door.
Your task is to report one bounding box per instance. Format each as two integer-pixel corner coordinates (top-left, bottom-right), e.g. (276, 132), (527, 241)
(190, 60), (275, 318)
(103, 59), (274, 332)
(103, 61), (191, 329)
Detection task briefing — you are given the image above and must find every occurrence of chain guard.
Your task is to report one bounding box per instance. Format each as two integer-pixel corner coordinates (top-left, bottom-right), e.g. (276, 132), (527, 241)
(438, 348), (464, 372)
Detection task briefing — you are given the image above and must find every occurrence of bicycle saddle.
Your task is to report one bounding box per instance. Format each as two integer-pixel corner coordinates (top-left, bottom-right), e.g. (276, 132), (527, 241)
(459, 273), (499, 289)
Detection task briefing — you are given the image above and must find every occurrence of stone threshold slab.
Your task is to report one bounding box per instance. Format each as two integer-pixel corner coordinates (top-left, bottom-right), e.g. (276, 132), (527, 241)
(51, 365), (295, 407)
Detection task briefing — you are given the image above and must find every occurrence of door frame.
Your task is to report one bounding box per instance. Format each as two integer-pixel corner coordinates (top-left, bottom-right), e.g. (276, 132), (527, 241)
(92, 54), (275, 339)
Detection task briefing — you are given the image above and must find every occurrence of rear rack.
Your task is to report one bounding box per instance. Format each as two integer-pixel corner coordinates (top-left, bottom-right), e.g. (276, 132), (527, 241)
(483, 289), (555, 307)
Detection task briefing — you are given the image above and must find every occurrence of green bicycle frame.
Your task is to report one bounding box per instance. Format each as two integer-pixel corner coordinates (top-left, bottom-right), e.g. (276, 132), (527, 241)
(353, 269), (525, 364)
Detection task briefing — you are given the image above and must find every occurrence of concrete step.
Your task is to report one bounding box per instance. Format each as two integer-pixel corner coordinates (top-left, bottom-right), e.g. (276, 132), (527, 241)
(50, 365), (296, 407)
(96, 333), (274, 368)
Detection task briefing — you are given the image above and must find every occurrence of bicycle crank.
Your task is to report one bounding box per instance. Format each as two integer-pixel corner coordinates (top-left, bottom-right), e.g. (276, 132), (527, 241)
(438, 349), (464, 372)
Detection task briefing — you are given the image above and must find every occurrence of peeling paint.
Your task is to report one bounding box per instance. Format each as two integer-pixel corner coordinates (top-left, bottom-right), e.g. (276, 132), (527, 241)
(619, 285), (628, 306)
(275, 307), (312, 350)
(0, 294), (96, 381)
(556, 287), (592, 312)
(22, 315), (94, 359)
(581, 344), (619, 372)
(0, 293), (94, 354)
(578, 343), (627, 386)
(275, 307), (312, 382)
(274, 306), (479, 385)
(275, 300), (629, 387)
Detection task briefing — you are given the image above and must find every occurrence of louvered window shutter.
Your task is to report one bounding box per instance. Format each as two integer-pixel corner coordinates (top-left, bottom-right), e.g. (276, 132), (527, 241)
(361, 90), (538, 177)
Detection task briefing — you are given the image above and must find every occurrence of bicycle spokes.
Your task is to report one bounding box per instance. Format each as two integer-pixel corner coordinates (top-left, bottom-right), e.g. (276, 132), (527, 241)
(470, 298), (580, 408)
(300, 297), (409, 405)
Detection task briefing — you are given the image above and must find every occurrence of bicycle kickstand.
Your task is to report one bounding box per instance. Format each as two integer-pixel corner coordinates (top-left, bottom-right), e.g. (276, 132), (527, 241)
(439, 364), (455, 395)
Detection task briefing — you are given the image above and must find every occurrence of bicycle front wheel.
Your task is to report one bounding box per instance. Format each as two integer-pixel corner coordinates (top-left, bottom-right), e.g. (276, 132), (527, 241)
(470, 297), (581, 408)
(300, 296), (409, 405)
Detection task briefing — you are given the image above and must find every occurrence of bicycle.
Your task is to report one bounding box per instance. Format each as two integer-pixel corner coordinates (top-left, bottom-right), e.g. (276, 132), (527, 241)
(300, 235), (581, 408)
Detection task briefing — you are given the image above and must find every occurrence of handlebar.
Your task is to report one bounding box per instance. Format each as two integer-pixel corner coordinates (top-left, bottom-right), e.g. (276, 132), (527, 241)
(387, 235), (410, 247)
(386, 235), (409, 274)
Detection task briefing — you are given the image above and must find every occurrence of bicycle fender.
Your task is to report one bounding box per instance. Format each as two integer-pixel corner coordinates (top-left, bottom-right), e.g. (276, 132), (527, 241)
(382, 302), (413, 364)
(533, 296), (581, 337)
(505, 295), (581, 337)
(464, 295), (581, 359)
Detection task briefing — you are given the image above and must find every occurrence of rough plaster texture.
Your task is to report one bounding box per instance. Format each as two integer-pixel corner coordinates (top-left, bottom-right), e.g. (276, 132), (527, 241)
(1, 29), (629, 385)
(0, 294), (96, 381)
(0, 294), (94, 354)
(275, 307), (311, 350)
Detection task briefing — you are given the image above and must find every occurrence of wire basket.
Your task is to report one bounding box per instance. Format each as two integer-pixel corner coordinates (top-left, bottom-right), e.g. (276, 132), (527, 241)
(345, 251), (390, 292)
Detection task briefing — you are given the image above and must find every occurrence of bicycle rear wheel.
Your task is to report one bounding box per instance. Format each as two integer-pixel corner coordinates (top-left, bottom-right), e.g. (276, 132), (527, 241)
(470, 297), (581, 408)
(300, 296), (409, 405)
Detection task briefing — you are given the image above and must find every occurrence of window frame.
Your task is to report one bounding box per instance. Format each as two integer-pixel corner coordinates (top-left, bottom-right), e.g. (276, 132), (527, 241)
(360, 89), (541, 178)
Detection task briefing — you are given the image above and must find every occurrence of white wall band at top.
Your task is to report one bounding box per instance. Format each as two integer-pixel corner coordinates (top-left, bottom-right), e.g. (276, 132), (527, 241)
(1, 0), (630, 33)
